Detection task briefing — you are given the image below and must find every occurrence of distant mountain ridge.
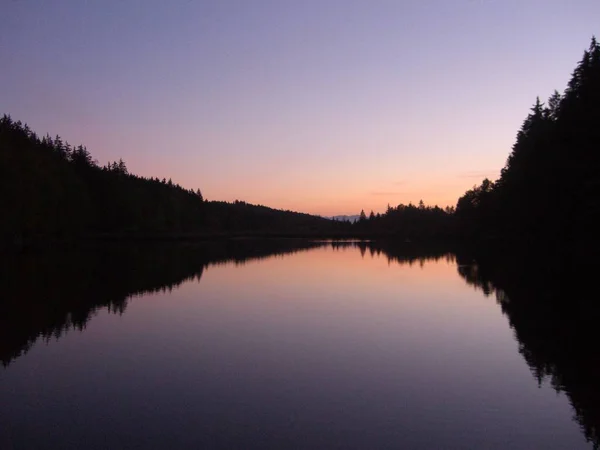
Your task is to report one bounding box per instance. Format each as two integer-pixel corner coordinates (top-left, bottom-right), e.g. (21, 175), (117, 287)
(327, 215), (360, 223)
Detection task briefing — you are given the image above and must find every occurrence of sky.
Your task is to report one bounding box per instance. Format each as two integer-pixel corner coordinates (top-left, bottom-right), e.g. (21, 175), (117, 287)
(2, 0), (599, 215)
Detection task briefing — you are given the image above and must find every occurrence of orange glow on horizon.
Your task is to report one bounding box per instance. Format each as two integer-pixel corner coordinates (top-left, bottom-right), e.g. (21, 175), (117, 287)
(183, 171), (501, 216)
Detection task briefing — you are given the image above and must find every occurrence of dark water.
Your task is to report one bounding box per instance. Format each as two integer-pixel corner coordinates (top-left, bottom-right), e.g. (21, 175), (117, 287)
(0, 241), (597, 449)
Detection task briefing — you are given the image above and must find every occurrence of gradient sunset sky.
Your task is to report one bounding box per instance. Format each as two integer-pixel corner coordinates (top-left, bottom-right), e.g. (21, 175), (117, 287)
(2, 0), (599, 215)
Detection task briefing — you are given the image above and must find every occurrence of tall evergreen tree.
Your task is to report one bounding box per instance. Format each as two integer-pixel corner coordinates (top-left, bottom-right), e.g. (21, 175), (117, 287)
(457, 37), (600, 248)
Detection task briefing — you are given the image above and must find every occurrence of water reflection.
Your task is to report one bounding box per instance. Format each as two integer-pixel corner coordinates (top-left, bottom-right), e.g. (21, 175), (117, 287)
(1, 240), (459, 367)
(455, 251), (600, 449)
(0, 240), (327, 366)
(332, 240), (455, 267)
(1, 241), (597, 448)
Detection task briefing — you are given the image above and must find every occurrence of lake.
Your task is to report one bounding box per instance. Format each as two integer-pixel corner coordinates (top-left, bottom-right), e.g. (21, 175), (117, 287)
(0, 241), (596, 449)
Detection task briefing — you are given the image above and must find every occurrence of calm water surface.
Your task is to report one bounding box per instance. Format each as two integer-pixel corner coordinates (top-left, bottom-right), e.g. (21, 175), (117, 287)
(0, 242), (593, 449)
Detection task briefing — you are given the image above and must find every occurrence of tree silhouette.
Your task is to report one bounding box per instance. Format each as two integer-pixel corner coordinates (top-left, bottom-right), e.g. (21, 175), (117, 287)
(456, 37), (600, 250)
(0, 115), (347, 244)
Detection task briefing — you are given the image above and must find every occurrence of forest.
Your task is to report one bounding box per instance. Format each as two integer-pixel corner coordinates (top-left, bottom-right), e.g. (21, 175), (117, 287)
(0, 117), (345, 244)
(1, 38), (598, 249)
(0, 115), (455, 244)
(455, 37), (600, 254)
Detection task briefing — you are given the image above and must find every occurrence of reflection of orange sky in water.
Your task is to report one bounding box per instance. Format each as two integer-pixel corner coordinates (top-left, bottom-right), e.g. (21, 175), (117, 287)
(112, 245), (499, 350)
(207, 245), (456, 283)
(197, 245), (470, 310)
(163, 244), (509, 352)
(116, 243), (532, 424)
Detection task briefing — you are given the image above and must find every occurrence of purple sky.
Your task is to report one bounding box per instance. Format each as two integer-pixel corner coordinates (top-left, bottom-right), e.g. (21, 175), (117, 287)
(2, 0), (599, 215)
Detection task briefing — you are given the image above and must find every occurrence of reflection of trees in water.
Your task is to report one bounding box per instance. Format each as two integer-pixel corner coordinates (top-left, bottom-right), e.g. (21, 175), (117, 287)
(9, 240), (597, 450)
(1, 240), (455, 367)
(5, 241), (596, 447)
(329, 240), (455, 267)
(455, 252), (600, 449)
(0, 240), (326, 367)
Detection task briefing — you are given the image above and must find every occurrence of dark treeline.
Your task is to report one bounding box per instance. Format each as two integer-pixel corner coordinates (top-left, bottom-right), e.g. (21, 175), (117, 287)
(0, 117), (345, 245)
(0, 112), (457, 244)
(456, 37), (600, 253)
(456, 249), (600, 449)
(330, 38), (600, 245)
(347, 39), (600, 246)
(0, 239), (328, 367)
(2, 39), (599, 246)
(347, 202), (456, 240)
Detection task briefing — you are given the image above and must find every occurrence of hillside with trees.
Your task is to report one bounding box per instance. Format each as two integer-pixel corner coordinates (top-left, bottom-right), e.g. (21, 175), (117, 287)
(0, 116), (345, 245)
(0, 115), (457, 245)
(456, 37), (600, 253)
